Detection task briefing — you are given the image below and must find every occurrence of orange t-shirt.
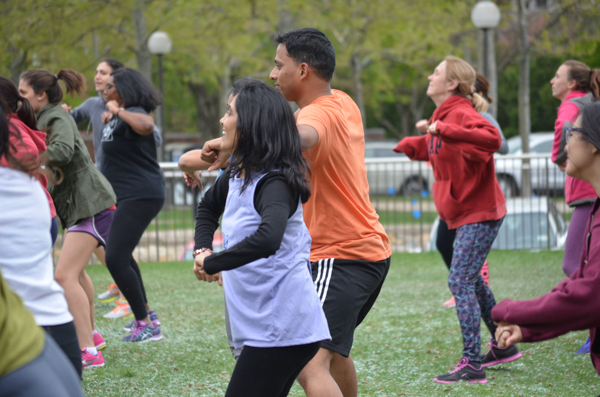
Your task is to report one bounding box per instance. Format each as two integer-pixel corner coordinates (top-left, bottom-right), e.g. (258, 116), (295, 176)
(297, 89), (391, 262)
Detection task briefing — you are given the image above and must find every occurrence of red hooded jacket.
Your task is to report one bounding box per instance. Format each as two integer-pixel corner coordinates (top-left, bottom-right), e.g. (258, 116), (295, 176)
(492, 198), (600, 376)
(551, 90), (597, 206)
(1, 115), (56, 218)
(393, 95), (506, 229)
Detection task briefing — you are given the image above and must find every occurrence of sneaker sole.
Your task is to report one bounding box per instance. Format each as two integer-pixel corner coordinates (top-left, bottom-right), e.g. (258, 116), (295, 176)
(95, 342), (107, 350)
(98, 296), (118, 303)
(481, 352), (522, 368)
(123, 334), (163, 343)
(83, 362), (105, 369)
(433, 378), (487, 384)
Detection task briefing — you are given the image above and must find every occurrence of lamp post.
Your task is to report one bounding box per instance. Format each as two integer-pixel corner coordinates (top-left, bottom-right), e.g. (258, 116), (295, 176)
(148, 31), (172, 161)
(471, 1), (501, 118)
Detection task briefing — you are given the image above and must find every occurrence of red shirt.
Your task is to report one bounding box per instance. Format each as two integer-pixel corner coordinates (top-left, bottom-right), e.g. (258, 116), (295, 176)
(1, 116), (56, 218)
(394, 95), (506, 229)
(492, 198), (600, 376)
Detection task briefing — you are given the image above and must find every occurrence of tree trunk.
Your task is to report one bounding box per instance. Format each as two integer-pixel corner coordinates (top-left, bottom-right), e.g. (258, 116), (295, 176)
(518, 0), (532, 197)
(277, 0), (294, 33)
(188, 81), (221, 142)
(132, 0), (152, 82)
(9, 45), (27, 84)
(351, 52), (367, 126)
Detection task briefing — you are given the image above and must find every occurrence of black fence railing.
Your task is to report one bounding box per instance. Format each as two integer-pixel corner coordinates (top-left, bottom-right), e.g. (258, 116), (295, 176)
(52, 154), (571, 263)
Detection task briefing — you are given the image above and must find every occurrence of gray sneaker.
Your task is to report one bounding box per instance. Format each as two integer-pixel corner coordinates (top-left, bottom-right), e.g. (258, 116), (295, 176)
(121, 320), (162, 342)
(123, 310), (160, 332)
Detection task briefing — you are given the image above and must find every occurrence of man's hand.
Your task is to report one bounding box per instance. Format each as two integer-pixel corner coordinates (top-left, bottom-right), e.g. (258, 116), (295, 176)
(184, 171), (203, 189)
(427, 121), (439, 135)
(61, 103), (72, 113)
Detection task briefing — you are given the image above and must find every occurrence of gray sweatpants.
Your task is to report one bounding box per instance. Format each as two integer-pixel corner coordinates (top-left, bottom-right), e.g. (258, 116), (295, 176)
(0, 334), (83, 397)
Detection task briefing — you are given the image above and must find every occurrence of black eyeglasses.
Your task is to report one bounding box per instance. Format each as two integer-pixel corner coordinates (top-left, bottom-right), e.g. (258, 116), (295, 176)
(564, 126), (585, 144)
(105, 83), (115, 91)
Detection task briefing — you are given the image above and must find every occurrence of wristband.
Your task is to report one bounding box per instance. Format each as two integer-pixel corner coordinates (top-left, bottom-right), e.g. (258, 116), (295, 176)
(193, 248), (213, 258)
(116, 108), (123, 117)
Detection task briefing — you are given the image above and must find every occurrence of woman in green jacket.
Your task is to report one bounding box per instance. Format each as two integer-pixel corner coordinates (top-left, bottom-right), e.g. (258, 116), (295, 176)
(19, 69), (116, 369)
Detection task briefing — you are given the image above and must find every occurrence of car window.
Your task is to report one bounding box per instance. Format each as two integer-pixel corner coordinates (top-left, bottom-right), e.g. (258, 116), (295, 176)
(531, 140), (553, 154)
(508, 138), (522, 154)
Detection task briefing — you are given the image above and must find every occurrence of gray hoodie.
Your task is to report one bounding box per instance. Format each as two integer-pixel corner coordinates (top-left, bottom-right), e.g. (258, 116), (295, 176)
(70, 93), (162, 170)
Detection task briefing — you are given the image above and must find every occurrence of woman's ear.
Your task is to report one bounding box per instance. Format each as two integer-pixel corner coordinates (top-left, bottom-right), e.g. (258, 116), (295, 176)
(447, 80), (459, 92)
(37, 91), (47, 101)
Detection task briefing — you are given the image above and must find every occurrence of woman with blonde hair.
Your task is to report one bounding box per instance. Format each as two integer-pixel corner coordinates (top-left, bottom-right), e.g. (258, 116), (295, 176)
(394, 56), (518, 384)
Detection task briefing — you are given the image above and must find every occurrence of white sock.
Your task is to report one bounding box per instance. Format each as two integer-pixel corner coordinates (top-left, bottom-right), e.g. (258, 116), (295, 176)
(86, 347), (98, 356)
(92, 330), (98, 335)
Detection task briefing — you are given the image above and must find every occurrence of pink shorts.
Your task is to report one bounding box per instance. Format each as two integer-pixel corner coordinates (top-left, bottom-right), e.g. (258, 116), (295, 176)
(67, 209), (115, 246)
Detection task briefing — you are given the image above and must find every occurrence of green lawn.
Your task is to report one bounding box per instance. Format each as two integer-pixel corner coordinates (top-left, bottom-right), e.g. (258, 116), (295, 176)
(83, 251), (597, 396)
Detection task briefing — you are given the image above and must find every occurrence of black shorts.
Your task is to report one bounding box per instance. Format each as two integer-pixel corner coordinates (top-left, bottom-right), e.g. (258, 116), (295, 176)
(311, 256), (390, 357)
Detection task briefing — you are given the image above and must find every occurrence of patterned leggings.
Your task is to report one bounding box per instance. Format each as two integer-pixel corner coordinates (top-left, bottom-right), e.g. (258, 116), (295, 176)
(448, 217), (503, 363)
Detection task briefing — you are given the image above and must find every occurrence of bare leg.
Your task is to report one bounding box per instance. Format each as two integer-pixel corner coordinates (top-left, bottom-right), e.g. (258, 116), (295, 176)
(297, 348), (343, 397)
(54, 232), (98, 348)
(79, 271), (96, 331)
(94, 246), (106, 265)
(330, 353), (358, 397)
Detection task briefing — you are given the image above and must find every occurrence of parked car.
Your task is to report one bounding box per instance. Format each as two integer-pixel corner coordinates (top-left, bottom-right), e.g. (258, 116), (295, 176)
(494, 133), (565, 198)
(428, 197), (567, 252)
(365, 141), (434, 196)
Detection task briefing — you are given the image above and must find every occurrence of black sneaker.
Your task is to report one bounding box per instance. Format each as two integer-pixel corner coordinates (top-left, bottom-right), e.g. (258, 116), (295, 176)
(481, 338), (522, 367)
(433, 357), (487, 384)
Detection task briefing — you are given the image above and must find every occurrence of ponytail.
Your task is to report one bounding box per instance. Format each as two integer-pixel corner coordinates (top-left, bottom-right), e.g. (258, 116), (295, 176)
(471, 92), (489, 112)
(590, 69), (600, 100)
(0, 76), (37, 130)
(20, 68), (86, 104)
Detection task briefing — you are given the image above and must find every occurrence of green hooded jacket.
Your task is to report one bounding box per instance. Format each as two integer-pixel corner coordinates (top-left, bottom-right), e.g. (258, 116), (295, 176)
(37, 103), (116, 228)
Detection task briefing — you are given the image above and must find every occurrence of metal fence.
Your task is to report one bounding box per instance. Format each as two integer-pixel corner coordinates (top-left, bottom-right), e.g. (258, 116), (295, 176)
(52, 154), (571, 263)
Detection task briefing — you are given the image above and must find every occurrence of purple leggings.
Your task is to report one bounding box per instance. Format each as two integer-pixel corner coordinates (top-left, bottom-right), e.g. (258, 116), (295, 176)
(563, 203), (593, 277)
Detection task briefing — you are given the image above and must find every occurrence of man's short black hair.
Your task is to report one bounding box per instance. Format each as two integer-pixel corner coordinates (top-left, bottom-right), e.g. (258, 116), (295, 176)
(274, 28), (335, 82)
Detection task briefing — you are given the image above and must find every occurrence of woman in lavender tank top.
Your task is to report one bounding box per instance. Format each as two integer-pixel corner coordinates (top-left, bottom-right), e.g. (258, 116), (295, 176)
(193, 78), (330, 397)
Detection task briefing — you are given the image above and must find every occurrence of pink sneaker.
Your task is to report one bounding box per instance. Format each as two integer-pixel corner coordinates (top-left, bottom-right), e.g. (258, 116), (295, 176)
(81, 347), (105, 369)
(443, 296), (456, 307)
(93, 332), (107, 350)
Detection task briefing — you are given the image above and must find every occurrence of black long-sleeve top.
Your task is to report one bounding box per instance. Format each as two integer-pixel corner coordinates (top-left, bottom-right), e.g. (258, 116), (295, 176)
(194, 172), (298, 275)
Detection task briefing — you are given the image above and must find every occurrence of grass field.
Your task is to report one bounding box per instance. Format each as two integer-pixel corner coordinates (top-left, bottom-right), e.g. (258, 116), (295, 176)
(83, 251), (597, 396)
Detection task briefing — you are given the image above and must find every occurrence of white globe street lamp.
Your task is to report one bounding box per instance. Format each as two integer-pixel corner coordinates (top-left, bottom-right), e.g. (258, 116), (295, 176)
(471, 1), (501, 117)
(148, 31), (172, 161)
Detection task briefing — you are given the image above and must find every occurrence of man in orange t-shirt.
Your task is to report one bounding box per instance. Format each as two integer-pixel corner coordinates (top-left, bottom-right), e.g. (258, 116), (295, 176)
(269, 28), (391, 397)
(199, 28), (391, 397)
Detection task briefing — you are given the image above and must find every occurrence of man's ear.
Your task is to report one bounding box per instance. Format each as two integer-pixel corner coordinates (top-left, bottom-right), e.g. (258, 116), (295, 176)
(299, 63), (309, 80)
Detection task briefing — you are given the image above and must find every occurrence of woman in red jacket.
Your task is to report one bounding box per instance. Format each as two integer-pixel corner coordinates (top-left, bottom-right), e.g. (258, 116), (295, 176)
(550, 61), (600, 278)
(394, 56), (516, 384)
(493, 101), (600, 377)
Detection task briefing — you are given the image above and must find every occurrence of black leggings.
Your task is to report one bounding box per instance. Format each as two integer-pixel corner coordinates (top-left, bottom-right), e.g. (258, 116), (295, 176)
(436, 219), (456, 270)
(225, 342), (321, 397)
(43, 321), (82, 379)
(105, 198), (164, 321)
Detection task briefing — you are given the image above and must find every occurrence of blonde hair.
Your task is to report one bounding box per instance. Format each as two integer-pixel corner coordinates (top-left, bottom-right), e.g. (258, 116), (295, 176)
(444, 56), (488, 112)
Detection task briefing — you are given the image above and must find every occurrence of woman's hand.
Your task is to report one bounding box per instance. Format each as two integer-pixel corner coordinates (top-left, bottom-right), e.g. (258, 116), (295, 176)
(106, 100), (120, 115)
(101, 111), (113, 124)
(416, 119), (428, 134)
(495, 321), (523, 348)
(427, 121), (439, 135)
(193, 250), (214, 282)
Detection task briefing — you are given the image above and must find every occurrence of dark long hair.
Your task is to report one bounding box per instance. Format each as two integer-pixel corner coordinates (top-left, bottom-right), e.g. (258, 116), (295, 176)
(20, 69), (86, 104)
(0, 97), (12, 160)
(111, 68), (161, 113)
(228, 78), (311, 203)
(99, 58), (124, 72)
(0, 76), (37, 130)
(580, 102), (600, 152)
